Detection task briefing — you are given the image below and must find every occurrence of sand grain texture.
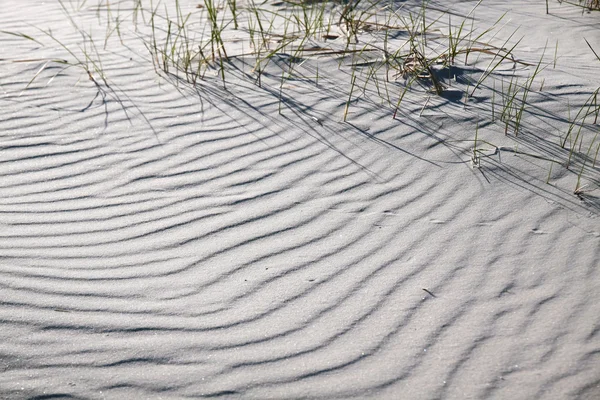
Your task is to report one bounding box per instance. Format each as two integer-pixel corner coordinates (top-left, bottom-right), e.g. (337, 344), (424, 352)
(0, 0), (599, 399)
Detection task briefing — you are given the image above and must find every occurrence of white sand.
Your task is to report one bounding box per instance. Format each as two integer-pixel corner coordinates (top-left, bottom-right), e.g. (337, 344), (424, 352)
(0, 0), (598, 398)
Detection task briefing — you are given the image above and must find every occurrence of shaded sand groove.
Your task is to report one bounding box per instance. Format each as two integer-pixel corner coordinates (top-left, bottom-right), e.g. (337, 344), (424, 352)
(1, 1), (599, 399)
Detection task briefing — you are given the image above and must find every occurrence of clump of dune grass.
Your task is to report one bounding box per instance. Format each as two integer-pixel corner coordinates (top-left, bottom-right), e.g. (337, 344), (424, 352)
(564, 0), (600, 11)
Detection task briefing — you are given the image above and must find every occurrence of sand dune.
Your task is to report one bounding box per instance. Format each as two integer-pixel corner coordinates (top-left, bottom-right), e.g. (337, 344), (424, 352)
(0, 0), (599, 398)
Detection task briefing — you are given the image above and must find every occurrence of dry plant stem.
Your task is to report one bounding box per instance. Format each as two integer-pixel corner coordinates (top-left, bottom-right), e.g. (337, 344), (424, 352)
(546, 162), (553, 184)
(559, 0), (600, 11)
(419, 96), (430, 116)
(18, 60), (71, 96)
(0, 30), (43, 45)
(491, 80), (496, 121)
(344, 69), (357, 122)
(472, 121), (480, 168)
(585, 38), (600, 62)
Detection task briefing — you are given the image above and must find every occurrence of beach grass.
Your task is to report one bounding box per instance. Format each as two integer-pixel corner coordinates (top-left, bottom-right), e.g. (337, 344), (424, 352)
(2, 0), (599, 198)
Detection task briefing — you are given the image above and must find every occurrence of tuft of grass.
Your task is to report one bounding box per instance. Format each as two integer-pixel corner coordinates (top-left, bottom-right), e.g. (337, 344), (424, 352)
(512, 43), (548, 135)
(574, 132), (599, 196)
(562, 88), (600, 150)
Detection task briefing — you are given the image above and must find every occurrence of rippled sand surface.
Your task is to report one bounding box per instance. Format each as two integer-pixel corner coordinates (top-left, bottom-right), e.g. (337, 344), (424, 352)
(1, 1), (599, 398)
